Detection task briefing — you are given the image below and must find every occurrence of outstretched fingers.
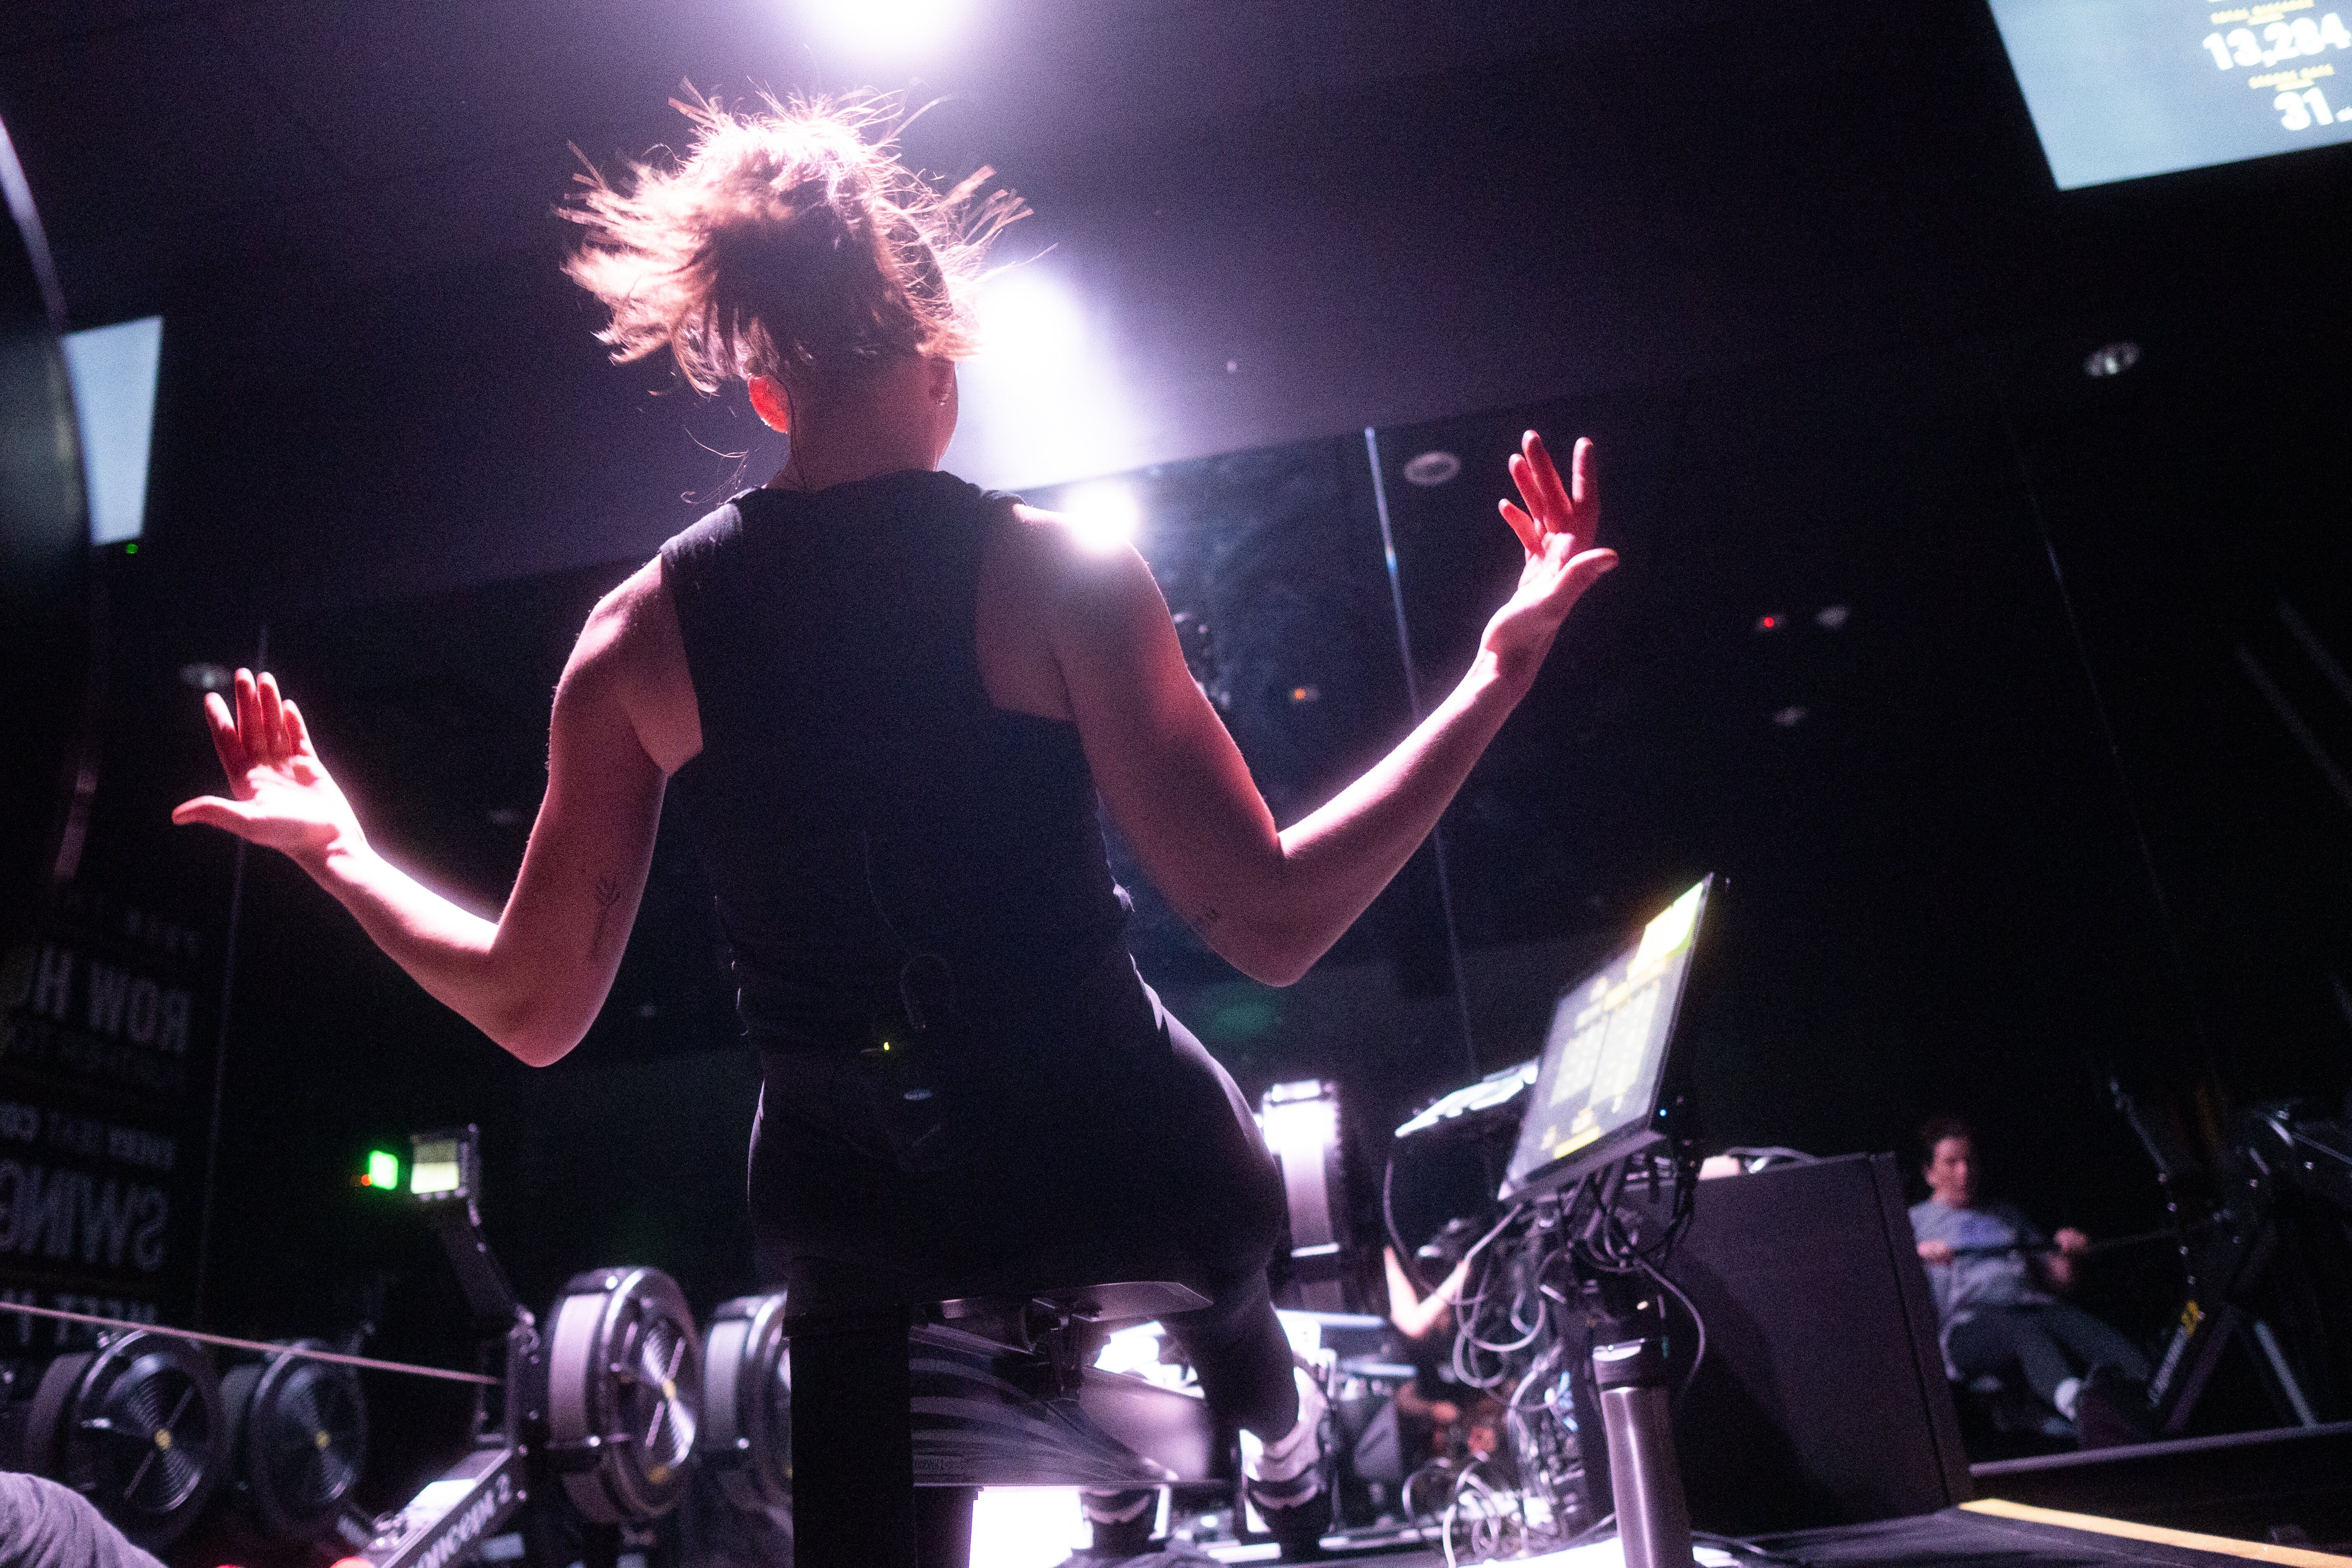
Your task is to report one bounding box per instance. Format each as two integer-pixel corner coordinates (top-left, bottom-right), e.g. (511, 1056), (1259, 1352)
(202, 691), (248, 783)
(282, 698), (313, 757)
(170, 795), (259, 832)
(1564, 544), (1620, 592)
(1522, 431), (1574, 525)
(256, 670), (287, 761)
(233, 668), (265, 759)
(1498, 497), (1543, 555)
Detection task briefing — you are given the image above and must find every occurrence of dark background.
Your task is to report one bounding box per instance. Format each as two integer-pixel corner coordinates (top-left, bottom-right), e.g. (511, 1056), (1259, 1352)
(4, 0), (2350, 1497)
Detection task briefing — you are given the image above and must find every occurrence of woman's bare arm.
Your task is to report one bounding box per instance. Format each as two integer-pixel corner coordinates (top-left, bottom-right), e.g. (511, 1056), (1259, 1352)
(1045, 432), (1615, 986)
(1386, 1247), (1470, 1341)
(173, 559), (697, 1065)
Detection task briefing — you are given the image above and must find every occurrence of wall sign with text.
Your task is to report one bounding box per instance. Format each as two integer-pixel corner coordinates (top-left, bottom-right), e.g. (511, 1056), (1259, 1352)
(0, 888), (213, 1358)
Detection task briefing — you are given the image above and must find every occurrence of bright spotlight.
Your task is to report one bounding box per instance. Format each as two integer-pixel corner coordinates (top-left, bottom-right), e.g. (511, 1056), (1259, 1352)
(944, 262), (1145, 490)
(969, 1486), (1090, 1568)
(1057, 481), (1142, 554)
(798, 0), (970, 59)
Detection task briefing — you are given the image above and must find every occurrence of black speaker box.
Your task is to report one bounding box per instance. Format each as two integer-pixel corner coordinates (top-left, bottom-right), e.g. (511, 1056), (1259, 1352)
(1644, 1152), (1973, 1533)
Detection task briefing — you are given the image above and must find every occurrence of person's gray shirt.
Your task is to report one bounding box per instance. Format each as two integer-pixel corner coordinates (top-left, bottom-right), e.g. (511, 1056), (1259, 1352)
(0, 1472), (166, 1568)
(1908, 1197), (2056, 1331)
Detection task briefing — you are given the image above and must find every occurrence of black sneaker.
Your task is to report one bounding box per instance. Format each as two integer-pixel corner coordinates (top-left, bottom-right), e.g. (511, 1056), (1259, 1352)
(2074, 1365), (2156, 1449)
(1080, 1486), (1158, 1557)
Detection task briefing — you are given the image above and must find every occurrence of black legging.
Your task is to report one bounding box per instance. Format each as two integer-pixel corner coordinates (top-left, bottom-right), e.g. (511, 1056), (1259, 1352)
(1947, 1303), (2151, 1410)
(789, 1270), (1297, 1568)
(760, 958), (1297, 1568)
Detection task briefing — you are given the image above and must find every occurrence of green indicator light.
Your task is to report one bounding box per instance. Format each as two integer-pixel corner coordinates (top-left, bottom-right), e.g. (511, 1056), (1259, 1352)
(366, 1149), (400, 1190)
(123, 542), (138, 555)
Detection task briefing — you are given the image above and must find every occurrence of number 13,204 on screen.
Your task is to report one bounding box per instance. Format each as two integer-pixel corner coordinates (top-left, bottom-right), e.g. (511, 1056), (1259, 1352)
(2203, 14), (2352, 129)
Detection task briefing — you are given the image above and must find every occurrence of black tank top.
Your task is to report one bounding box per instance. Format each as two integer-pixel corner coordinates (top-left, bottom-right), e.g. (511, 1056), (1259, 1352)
(658, 469), (1129, 1052)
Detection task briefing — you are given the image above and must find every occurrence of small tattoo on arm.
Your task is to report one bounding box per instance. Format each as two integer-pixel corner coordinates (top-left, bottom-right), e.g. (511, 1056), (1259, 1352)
(591, 873), (622, 955)
(1186, 903), (1223, 935)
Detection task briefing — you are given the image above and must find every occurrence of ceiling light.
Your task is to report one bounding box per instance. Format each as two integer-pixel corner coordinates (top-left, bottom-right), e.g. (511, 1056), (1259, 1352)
(1403, 451), (1461, 487)
(2083, 341), (2140, 378)
(797, 0), (969, 59)
(947, 264), (1143, 489)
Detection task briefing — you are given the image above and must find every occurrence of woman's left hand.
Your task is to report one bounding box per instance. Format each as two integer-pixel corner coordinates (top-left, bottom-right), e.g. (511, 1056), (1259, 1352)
(173, 668), (365, 867)
(1479, 431), (1618, 686)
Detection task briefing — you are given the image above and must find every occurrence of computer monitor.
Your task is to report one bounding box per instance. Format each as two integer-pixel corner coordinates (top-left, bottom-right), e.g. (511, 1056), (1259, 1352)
(1500, 876), (1714, 1201)
(1988, 0), (2352, 190)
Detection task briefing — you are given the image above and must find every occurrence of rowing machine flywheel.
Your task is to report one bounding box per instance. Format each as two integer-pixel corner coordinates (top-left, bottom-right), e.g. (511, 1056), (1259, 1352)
(698, 1291), (791, 1513)
(220, 1338), (369, 1540)
(22, 1330), (225, 1549)
(545, 1265), (701, 1522)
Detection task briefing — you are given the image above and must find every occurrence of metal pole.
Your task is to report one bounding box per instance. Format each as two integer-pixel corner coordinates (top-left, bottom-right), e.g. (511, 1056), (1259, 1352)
(191, 621), (263, 1329)
(1365, 428), (1481, 1083)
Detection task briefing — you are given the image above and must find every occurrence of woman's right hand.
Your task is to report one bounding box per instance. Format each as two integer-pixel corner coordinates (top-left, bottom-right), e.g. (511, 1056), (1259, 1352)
(1479, 431), (1618, 687)
(172, 667), (365, 868)
(1917, 1240), (1956, 1266)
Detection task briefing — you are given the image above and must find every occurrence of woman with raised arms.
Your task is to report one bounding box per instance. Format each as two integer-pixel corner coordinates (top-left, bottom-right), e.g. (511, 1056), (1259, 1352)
(176, 93), (1616, 1567)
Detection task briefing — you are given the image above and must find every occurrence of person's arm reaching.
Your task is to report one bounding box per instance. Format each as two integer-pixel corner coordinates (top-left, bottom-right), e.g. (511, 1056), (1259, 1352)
(172, 559), (694, 1065)
(1052, 430), (1615, 986)
(1386, 1246), (1470, 1341)
(2042, 1226), (2090, 1291)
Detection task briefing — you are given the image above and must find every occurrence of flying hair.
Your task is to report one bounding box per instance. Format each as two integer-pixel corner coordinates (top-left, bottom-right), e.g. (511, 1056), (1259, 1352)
(562, 88), (1026, 395)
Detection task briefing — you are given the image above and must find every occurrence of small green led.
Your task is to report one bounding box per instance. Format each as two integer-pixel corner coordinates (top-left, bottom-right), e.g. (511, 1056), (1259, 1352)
(365, 1149), (401, 1190)
(123, 542), (138, 555)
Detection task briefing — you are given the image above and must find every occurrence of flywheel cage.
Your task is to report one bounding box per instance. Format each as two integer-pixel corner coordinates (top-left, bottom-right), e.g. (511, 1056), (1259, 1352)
(24, 1330), (225, 1549)
(221, 1337), (369, 1539)
(698, 1291), (791, 1513)
(546, 1265), (702, 1523)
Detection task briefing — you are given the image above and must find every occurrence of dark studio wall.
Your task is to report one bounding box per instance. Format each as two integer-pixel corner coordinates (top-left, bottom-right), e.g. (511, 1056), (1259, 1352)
(2, 0), (2350, 1497)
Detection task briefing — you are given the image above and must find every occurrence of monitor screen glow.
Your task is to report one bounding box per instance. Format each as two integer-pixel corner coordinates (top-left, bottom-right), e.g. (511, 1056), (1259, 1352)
(59, 315), (162, 546)
(1989, 0), (2352, 189)
(409, 1139), (464, 1196)
(1503, 878), (1709, 1198)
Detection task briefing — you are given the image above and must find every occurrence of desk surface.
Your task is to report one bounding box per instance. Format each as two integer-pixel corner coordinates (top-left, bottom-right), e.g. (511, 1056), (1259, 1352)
(1248, 1502), (2352, 1568)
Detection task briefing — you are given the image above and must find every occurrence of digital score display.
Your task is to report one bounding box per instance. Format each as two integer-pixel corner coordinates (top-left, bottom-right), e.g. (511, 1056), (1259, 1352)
(1502, 879), (1708, 1199)
(1990, 0), (2352, 188)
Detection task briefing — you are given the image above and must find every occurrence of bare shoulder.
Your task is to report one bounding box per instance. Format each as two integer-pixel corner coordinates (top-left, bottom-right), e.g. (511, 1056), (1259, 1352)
(569, 558), (669, 677)
(1001, 502), (1166, 630)
(563, 557), (700, 772)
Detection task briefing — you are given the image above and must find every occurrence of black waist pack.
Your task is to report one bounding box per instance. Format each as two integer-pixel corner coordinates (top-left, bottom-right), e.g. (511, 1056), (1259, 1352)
(850, 953), (982, 1177)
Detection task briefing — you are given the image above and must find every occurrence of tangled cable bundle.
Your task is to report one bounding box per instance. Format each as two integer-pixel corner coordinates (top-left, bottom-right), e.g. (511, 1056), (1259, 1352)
(1420, 1148), (1708, 1559)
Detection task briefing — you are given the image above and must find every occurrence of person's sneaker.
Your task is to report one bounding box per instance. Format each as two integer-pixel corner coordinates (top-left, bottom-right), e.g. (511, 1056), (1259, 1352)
(1053, 1544), (1222, 1568)
(1079, 1487), (1158, 1558)
(1242, 1366), (1330, 1559)
(2074, 1365), (2156, 1449)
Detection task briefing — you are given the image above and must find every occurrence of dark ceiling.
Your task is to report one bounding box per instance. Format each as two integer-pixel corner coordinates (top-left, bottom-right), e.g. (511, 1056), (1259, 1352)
(0, 0), (1605, 319)
(9, 0), (2350, 529)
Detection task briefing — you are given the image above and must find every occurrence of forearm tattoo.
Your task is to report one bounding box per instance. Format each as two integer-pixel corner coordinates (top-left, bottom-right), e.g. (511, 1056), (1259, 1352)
(591, 872), (622, 956)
